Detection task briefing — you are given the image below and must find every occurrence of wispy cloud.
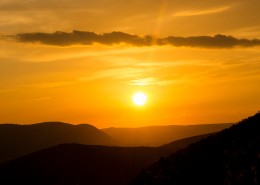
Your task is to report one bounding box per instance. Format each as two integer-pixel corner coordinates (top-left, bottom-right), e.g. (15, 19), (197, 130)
(0, 81), (75, 92)
(173, 6), (230, 17)
(128, 78), (180, 86)
(129, 78), (157, 86)
(11, 30), (260, 48)
(79, 68), (145, 82)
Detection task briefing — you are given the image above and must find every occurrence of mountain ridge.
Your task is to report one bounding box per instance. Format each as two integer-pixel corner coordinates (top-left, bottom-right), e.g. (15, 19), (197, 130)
(131, 113), (260, 185)
(0, 122), (116, 163)
(0, 130), (217, 185)
(102, 123), (232, 146)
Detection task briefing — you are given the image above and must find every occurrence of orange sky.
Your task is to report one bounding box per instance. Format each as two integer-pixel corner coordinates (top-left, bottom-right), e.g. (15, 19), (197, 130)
(0, 0), (260, 127)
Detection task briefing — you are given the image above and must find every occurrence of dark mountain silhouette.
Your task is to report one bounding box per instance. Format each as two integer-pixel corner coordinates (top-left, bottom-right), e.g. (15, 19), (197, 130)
(0, 122), (228, 164)
(161, 133), (213, 149)
(0, 131), (214, 185)
(102, 123), (232, 146)
(0, 145), (172, 185)
(131, 113), (260, 185)
(0, 122), (116, 163)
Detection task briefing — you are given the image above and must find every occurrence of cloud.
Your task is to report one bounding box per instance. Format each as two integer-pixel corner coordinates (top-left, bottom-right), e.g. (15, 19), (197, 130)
(128, 78), (179, 86)
(173, 6), (230, 17)
(129, 78), (158, 86)
(15, 30), (155, 46)
(164, 34), (260, 48)
(14, 30), (260, 48)
(79, 67), (145, 82)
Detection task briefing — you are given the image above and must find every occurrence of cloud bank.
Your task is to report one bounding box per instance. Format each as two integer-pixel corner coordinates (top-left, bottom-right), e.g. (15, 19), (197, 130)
(173, 6), (230, 17)
(14, 30), (260, 48)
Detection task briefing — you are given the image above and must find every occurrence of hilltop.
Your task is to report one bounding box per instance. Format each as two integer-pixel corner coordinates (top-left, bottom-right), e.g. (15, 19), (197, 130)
(131, 113), (260, 185)
(102, 123), (232, 146)
(0, 122), (116, 163)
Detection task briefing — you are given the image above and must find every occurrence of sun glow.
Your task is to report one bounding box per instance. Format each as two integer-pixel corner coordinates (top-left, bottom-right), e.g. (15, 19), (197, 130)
(132, 92), (147, 106)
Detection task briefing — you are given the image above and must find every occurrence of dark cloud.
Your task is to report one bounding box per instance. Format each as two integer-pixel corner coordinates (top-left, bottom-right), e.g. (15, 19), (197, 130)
(16, 31), (155, 46)
(165, 34), (260, 48)
(15, 30), (260, 48)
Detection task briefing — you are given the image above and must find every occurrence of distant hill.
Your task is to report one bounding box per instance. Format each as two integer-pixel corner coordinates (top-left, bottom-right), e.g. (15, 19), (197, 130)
(102, 123), (232, 146)
(161, 133), (213, 149)
(0, 144), (171, 185)
(0, 131), (210, 185)
(131, 113), (260, 185)
(0, 122), (116, 163)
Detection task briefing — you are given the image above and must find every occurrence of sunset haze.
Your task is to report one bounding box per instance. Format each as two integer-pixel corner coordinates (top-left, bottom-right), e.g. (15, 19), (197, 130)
(0, 0), (260, 127)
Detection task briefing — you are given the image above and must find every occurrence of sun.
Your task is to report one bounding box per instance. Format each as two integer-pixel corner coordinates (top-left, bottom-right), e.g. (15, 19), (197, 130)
(132, 92), (147, 106)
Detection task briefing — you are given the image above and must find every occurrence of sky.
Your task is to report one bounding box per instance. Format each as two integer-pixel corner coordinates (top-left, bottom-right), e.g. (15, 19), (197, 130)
(0, 0), (260, 128)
